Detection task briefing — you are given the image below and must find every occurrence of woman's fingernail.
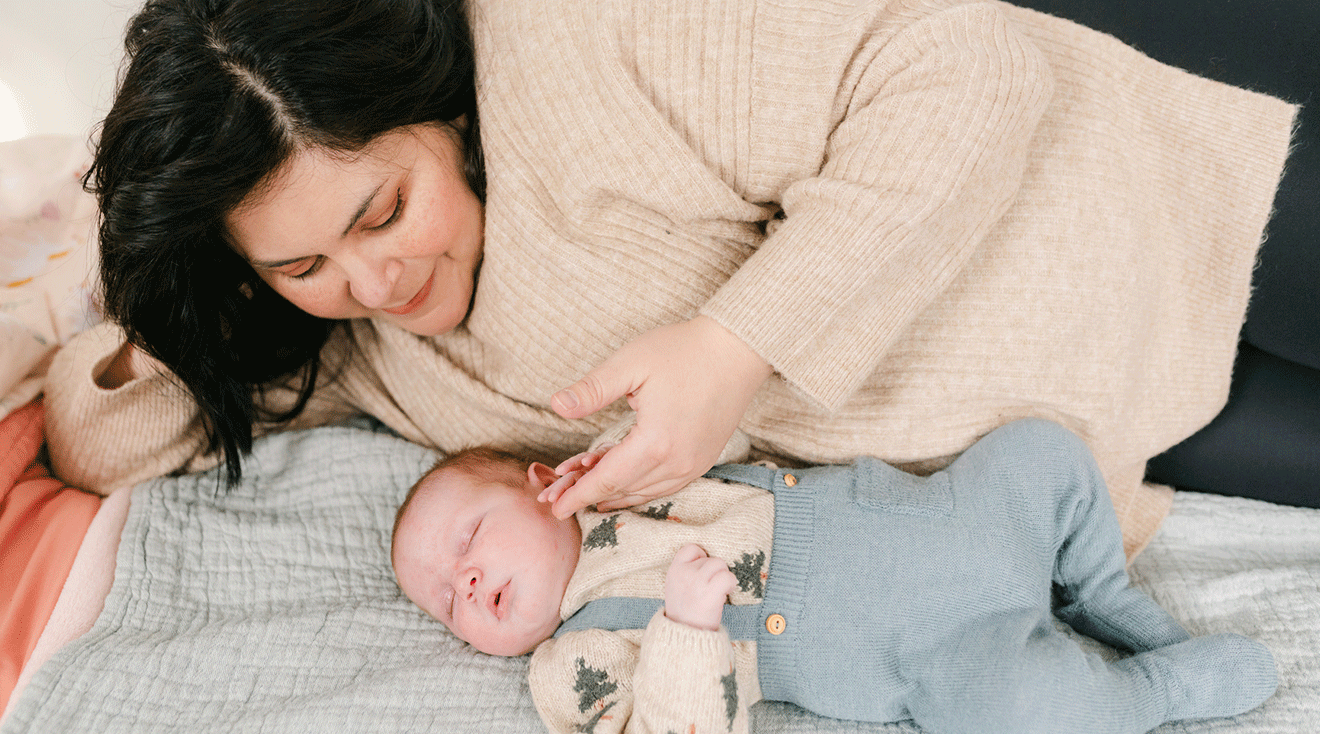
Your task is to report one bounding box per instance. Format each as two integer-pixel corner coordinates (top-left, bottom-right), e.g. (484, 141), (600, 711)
(553, 390), (579, 411)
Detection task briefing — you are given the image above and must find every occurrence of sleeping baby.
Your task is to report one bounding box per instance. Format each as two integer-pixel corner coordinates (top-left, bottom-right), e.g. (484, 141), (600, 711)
(390, 418), (1277, 734)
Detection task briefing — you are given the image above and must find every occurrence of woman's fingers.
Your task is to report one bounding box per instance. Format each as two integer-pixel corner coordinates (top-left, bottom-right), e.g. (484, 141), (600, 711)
(552, 449), (603, 477)
(548, 316), (773, 517)
(538, 469), (585, 504)
(550, 436), (665, 517)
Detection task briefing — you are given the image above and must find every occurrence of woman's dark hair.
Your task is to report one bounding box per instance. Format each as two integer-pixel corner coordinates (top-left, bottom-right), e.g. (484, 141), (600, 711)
(85, 0), (484, 485)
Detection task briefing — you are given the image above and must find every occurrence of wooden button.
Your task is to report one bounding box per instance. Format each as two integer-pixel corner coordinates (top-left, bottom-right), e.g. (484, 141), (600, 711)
(783, 474), (797, 487)
(766, 613), (786, 635)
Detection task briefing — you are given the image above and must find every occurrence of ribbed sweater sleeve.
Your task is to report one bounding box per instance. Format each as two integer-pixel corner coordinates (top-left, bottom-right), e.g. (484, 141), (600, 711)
(43, 323), (209, 493)
(528, 613), (749, 734)
(632, 610), (746, 734)
(42, 322), (365, 493)
(702, 1), (1052, 410)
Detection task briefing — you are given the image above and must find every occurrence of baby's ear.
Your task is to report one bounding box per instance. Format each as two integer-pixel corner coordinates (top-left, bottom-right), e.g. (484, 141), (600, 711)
(527, 462), (559, 491)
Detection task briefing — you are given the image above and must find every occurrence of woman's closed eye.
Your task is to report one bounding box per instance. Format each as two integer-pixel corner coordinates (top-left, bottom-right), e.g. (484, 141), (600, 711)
(288, 255), (325, 280)
(282, 190), (402, 281)
(368, 189), (405, 231)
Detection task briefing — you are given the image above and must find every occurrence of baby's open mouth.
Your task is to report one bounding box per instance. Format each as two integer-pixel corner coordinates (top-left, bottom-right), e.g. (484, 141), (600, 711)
(490, 580), (510, 620)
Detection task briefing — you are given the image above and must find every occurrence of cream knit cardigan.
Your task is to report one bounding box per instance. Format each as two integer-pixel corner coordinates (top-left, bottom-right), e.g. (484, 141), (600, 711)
(46, 0), (1295, 557)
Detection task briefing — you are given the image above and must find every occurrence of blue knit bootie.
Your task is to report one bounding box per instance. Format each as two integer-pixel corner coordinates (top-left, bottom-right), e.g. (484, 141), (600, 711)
(1128, 633), (1278, 722)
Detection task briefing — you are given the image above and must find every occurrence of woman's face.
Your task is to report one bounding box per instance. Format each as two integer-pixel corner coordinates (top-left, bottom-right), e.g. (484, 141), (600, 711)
(228, 123), (483, 336)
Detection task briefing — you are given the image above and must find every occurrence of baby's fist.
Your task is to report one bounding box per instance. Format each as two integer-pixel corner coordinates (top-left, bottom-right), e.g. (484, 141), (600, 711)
(664, 544), (737, 631)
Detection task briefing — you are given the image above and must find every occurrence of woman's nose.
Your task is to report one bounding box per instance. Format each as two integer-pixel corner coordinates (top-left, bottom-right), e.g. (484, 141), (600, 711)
(344, 251), (405, 309)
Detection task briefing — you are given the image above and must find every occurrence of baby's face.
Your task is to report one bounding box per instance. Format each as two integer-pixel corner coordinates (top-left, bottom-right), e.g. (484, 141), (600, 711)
(393, 462), (581, 656)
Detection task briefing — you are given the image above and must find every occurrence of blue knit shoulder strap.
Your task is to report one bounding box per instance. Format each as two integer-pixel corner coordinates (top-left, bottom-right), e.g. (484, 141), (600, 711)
(554, 597), (766, 640)
(702, 463), (777, 489)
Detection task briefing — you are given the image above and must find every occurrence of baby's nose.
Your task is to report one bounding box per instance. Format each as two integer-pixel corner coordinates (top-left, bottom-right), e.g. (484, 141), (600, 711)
(461, 568), (481, 600)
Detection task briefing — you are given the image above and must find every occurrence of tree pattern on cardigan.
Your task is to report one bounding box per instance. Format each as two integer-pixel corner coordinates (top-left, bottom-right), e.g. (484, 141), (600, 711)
(729, 550), (766, 599)
(637, 501), (674, 521)
(583, 515), (621, 550)
(720, 670), (739, 731)
(573, 657), (616, 712)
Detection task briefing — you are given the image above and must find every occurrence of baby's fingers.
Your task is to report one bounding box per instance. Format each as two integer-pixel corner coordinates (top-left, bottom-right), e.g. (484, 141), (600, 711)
(699, 558), (736, 586)
(713, 567), (738, 596)
(672, 543), (708, 565)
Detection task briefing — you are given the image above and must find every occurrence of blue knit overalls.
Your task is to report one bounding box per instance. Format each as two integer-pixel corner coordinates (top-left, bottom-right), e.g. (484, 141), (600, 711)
(557, 419), (1277, 733)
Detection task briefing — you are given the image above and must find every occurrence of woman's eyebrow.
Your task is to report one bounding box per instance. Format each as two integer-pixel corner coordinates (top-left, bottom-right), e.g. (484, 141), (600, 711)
(342, 182), (386, 236)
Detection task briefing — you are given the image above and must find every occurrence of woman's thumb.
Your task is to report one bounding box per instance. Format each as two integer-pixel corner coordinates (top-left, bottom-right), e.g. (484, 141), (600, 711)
(551, 370), (622, 419)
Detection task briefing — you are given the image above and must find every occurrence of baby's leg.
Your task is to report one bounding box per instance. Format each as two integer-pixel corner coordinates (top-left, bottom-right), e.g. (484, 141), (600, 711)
(905, 612), (1275, 734)
(1027, 421), (1191, 652)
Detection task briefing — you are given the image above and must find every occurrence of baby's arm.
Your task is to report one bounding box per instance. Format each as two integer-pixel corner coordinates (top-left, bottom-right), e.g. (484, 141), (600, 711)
(626, 544), (746, 732)
(630, 612), (746, 734)
(528, 545), (749, 733)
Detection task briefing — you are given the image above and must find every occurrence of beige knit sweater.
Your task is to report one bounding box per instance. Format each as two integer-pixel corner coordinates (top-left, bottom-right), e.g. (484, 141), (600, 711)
(45, 0), (1296, 558)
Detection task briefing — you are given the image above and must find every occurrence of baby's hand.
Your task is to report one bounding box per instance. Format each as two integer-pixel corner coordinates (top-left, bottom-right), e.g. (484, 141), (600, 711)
(538, 449), (608, 505)
(664, 544), (737, 631)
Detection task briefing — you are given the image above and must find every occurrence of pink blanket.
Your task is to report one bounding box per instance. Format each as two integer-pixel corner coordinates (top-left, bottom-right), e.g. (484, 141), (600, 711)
(0, 400), (99, 713)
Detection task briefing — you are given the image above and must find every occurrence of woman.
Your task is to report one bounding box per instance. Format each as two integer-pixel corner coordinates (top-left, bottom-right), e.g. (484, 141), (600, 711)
(46, 0), (1295, 558)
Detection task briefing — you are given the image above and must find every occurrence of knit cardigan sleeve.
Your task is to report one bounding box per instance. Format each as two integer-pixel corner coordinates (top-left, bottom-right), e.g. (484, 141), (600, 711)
(42, 322), (364, 493)
(528, 612), (748, 734)
(702, 1), (1053, 410)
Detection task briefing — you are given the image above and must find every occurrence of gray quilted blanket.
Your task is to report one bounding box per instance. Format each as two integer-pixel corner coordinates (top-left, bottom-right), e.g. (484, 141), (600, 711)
(2, 422), (1317, 732)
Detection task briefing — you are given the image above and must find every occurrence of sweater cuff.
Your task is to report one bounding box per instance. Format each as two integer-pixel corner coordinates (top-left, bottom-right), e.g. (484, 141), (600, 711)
(44, 322), (209, 493)
(633, 609), (744, 733)
(701, 203), (945, 411)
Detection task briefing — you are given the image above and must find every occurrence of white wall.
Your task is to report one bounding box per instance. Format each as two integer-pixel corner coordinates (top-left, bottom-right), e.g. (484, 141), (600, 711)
(0, 0), (137, 142)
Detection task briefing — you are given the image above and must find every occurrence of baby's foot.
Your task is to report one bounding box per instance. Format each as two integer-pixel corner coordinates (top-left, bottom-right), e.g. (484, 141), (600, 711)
(1132, 633), (1277, 722)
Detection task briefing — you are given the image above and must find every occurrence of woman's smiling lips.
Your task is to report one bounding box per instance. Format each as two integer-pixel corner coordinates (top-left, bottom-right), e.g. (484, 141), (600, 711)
(383, 272), (435, 316)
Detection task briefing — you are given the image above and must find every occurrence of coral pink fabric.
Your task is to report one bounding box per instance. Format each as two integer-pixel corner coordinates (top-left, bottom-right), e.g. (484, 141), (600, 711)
(0, 400), (99, 713)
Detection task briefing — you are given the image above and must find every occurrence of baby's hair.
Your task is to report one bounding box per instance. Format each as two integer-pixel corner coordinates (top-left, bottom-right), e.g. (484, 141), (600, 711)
(390, 446), (533, 565)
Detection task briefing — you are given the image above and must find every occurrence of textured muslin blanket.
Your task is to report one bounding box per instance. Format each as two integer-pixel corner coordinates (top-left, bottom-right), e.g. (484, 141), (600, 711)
(1, 422), (1316, 732)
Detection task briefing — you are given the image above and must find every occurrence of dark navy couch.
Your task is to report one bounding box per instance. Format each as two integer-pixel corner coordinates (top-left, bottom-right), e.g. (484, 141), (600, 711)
(1013, 0), (1319, 506)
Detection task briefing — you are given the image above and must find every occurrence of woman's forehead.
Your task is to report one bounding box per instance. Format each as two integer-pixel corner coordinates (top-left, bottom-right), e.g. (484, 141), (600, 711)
(227, 154), (380, 256)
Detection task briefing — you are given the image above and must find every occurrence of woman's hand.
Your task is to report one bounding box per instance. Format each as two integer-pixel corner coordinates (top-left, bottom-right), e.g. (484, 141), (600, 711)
(548, 315), (772, 519)
(664, 544), (737, 631)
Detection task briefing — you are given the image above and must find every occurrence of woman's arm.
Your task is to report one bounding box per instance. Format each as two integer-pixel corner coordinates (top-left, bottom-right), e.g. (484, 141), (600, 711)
(44, 322), (363, 493)
(44, 323), (213, 494)
(703, 2), (1053, 410)
(550, 2), (1053, 515)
